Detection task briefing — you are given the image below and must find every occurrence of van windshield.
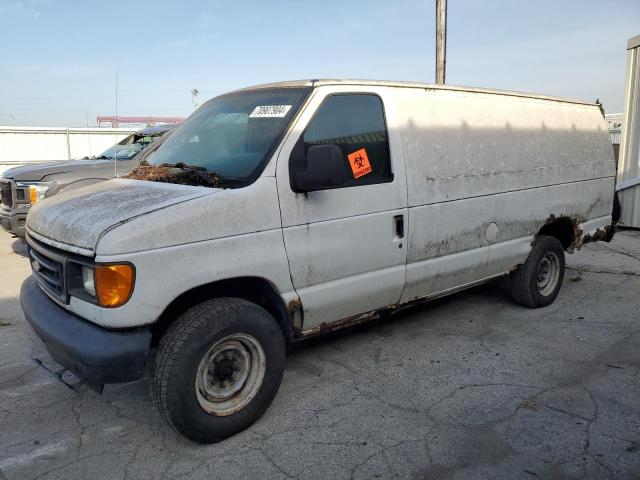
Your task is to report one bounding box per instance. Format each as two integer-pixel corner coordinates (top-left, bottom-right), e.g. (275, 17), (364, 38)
(144, 87), (310, 187)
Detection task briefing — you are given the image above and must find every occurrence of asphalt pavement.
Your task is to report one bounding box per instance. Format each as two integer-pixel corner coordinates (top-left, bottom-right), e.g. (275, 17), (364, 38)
(0, 229), (639, 479)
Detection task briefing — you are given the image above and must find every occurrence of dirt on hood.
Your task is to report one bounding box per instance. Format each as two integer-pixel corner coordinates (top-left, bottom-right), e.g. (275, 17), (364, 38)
(123, 161), (221, 188)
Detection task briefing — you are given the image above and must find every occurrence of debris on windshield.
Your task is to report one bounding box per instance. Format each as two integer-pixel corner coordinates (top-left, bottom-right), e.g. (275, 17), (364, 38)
(122, 161), (221, 187)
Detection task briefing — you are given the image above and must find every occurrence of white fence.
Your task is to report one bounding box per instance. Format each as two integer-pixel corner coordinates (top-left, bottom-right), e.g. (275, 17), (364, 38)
(617, 34), (640, 228)
(0, 126), (137, 175)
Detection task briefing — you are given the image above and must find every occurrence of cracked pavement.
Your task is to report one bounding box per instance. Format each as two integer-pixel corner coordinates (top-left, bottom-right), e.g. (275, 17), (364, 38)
(0, 230), (639, 479)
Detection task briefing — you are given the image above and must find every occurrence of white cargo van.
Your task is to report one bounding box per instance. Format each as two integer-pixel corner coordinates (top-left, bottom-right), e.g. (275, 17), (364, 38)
(20, 80), (616, 442)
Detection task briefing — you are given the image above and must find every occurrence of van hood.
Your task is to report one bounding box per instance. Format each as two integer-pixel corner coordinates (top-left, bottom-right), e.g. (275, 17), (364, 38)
(3, 159), (117, 182)
(27, 179), (219, 255)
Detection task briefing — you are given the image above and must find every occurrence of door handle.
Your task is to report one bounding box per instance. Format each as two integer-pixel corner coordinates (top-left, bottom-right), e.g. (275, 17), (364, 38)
(394, 215), (404, 239)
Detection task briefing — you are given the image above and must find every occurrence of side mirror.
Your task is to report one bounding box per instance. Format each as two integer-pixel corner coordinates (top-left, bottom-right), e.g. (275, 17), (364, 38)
(291, 144), (346, 193)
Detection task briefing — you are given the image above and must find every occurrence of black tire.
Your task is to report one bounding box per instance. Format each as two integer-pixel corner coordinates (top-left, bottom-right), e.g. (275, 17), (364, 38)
(510, 235), (565, 308)
(152, 297), (286, 443)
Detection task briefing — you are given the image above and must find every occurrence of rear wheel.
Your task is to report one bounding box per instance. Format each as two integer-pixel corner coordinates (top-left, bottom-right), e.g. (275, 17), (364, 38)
(510, 235), (565, 308)
(152, 297), (286, 443)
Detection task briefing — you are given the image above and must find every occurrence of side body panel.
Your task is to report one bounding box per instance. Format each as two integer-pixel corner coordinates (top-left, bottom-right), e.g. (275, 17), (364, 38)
(396, 88), (616, 303)
(276, 86), (409, 331)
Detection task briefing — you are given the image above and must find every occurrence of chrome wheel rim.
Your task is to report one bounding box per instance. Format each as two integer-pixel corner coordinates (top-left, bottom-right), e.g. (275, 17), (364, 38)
(536, 252), (560, 296)
(195, 333), (266, 416)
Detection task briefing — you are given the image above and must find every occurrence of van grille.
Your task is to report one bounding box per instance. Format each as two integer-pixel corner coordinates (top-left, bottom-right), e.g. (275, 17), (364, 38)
(0, 180), (12, 207)
(28, 240), (66, 303)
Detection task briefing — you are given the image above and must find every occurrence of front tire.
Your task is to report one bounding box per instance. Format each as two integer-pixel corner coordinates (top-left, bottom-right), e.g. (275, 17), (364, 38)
(152, 297), (286, 443)
(510, 235), (565, 308)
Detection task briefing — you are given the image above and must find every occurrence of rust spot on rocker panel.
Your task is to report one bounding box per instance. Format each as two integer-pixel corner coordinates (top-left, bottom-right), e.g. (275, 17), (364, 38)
(288, 297), (304, 337)
(297, 303), (402, 338)
(287, 298), (302, 311)
(299, 309), (386, 338)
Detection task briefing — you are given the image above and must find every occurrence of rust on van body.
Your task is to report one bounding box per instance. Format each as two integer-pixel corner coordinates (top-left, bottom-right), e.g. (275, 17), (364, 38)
(287, 298), (302, 311)
(298, 308), (389, 338)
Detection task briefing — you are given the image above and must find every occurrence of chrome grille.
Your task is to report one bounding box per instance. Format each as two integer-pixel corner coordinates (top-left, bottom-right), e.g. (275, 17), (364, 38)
(0, 180), (12, 207)
(28, 239), (66, 303)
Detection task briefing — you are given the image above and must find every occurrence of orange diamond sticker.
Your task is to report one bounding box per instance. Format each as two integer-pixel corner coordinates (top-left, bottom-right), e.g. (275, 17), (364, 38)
(347, 148), (372, 179)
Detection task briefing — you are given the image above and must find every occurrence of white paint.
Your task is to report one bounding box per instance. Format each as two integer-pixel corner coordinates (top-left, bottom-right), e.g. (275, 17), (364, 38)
(27, 179), (216, 253)
(23, 80), (616, 333)
(485, 222), (498, 243)
(67, 179), (294, 328)
(275, 85), (408, 328)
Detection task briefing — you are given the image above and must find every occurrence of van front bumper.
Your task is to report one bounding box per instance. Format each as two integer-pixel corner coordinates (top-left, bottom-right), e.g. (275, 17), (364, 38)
(20, 276), (152, 386)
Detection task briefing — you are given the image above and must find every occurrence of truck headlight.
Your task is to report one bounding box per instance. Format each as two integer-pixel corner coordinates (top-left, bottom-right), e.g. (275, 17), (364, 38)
(81, 263), (135, 308)
(17, 181), (57, 204)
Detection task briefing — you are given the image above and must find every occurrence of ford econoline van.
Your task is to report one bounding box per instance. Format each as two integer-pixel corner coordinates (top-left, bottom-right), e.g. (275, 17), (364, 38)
(20, 80), (616, 442)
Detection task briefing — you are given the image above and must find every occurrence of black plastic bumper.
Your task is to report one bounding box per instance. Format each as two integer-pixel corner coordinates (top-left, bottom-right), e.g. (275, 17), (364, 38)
(20, 276), (152, 385)
(0, 211), (26, 237)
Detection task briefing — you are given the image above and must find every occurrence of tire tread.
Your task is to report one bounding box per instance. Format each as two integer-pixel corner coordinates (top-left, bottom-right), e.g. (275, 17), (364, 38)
(510, 235), (565, 308)
(151, 297), (257, 437)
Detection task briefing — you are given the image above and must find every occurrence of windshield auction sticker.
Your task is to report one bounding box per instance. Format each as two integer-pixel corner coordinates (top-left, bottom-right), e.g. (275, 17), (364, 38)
(249, 105), (292, 118)
(347, 148), (372, 179)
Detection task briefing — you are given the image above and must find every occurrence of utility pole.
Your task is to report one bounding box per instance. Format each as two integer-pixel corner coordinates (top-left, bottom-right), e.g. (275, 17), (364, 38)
(435, 0), (447, 84)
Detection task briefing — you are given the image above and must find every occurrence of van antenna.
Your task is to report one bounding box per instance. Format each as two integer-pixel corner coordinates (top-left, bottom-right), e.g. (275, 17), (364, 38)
(114, 71), (118, 178)
(85, 110), (92, 157)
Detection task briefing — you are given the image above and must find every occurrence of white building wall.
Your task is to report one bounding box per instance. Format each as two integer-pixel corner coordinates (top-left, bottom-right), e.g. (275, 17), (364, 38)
(0, 126), (137, 175)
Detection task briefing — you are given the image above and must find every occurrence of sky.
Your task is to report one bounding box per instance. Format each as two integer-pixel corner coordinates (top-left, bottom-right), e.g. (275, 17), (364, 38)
(0, 0), (638, 127)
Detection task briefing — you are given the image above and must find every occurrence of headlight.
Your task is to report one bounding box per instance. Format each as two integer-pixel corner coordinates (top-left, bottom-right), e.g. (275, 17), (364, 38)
(81, 263), (135, 308)
(16, 181), (56, 204)
(79, 263), (135, 308)
(82, 266), (96, 297)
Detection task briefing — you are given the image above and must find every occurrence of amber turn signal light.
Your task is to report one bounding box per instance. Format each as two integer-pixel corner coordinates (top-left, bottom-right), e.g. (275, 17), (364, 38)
(95, 264), (135, 308)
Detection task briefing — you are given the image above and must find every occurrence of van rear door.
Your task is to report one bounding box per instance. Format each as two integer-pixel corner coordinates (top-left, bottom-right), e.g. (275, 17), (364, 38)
(276, 87), (408, 331)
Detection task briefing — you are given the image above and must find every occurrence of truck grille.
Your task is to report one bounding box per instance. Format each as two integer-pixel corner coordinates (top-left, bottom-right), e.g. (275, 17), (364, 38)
(28, 239), (67, 303)
(0, 180), (12, 207)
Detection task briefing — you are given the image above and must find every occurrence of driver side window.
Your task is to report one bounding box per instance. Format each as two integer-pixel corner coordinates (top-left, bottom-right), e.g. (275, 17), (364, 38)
(296, 94), (393, 188)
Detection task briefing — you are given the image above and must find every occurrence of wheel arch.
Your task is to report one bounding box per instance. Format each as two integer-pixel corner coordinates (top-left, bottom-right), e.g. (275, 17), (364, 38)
(537, 216), (578, 251)
(150, 276), (292, 347)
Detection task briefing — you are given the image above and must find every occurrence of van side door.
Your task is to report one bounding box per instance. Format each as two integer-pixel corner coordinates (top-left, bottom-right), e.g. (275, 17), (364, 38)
(276, 86), (408, 332)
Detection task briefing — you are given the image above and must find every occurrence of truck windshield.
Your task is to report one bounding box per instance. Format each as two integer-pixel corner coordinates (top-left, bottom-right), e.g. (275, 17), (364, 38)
(97, 135), (157, 160)
(147, 87), (310, 186)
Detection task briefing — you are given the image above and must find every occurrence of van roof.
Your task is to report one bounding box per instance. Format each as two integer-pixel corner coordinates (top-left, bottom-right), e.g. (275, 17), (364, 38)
(231, 79), (596, 107)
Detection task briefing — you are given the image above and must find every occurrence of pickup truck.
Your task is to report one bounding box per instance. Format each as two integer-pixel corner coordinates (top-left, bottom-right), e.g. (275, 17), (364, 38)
(19, 80), (616, 443)
(0, 124), (173, 237)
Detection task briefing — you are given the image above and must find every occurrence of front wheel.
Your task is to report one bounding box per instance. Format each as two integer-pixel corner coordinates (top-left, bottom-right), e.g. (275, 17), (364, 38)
(152, 297), (286, 443)
(510, 235), (565, 308)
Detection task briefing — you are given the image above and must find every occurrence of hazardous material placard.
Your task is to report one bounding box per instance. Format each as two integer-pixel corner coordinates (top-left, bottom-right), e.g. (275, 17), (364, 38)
(347, 148), (372, 179)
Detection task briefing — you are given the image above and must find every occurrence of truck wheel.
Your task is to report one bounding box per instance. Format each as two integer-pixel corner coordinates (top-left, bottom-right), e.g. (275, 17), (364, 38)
(152, 297), (286, 443)
(510, 235), (565, 308)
